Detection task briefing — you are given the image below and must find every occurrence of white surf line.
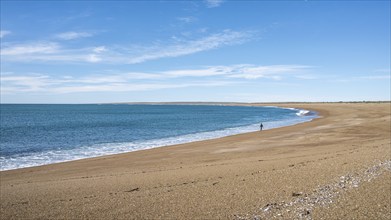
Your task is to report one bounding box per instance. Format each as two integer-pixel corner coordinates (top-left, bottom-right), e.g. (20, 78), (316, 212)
(235, 159), (391, 220)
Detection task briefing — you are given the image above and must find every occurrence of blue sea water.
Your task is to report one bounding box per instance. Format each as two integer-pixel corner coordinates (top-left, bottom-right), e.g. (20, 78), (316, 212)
(0, 104), (316, 171)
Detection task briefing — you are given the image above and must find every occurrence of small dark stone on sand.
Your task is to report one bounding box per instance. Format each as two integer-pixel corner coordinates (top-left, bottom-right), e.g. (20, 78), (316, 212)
(125, 187), (140, 192)
(292, 192), (302, 197)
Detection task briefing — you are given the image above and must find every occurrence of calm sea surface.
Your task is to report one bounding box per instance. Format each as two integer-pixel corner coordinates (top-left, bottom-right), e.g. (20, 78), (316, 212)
(0, 104), (316, 170)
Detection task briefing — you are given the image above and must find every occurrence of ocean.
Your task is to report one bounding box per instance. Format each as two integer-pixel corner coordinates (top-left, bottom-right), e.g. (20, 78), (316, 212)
(0, 104), (316, 171)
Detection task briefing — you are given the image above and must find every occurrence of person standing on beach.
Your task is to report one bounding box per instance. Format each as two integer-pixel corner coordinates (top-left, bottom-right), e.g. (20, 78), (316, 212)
(260, 123), (264, 131)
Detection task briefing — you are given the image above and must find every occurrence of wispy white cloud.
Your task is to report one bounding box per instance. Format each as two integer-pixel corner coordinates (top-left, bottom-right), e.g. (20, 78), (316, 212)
(161, 64), (311, 80)
(205, 0), (224, 8)
(0, 42), (108, 63)
(0, 72), (231, 94)
(92, 46), (107, 53)
(55, 31), (94, 40)
(0, 74), (53, 93)
(327, 73), (391, 83)
(374, 68), (390, 73)
(52, 11), (93, 25)
(162, 66), (232, 77)
(86, 54), (101, 63)
(0, 42), (60, 55)
(1, 30), (254, 64)
(50, 81), (230, 93)
(357, 75), (391, 80)
(226, 65), (311, 79)
(0, 30), (11, 38)
(1, 64), (311, 94)
(126, 30), (254, 64)
(177, 16), (198, 23)
(85, 47), (107, 63)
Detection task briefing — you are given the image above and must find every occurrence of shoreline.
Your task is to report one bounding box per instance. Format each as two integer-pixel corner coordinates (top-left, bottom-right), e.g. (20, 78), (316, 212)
(1, 102), (390, 219)
(0, 104), (317, 172)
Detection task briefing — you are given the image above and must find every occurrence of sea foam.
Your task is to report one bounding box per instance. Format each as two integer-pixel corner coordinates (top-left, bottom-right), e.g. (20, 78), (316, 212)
(296, 109), (312, 116)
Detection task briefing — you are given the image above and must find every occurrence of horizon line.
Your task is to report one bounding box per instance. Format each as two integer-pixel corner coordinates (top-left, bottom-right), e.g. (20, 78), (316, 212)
(1, 100), (390, 105)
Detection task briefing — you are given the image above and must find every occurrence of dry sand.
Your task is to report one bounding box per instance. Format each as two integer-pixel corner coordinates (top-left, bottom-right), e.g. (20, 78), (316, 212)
(1, 103), (390, 219)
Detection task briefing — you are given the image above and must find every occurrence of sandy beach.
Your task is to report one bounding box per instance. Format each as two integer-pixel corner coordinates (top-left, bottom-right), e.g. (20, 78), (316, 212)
(0, 102), (390, 219)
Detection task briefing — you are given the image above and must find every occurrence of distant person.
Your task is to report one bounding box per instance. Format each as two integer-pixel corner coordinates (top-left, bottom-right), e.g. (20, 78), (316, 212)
(260, 123), (264, 131)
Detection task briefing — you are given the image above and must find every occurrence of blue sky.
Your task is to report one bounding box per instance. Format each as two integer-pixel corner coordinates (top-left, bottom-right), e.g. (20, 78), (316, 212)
(1, 0), (390, 103)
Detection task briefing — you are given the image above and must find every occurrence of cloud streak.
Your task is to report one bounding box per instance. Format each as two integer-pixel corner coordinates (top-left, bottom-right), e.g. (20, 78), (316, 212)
(1, 72), (231, 94)
(1, 30), (254, 64)
(0, 43), (109, 63)
(161, 64), (311, 79)
(0, 30), (11, 38)
(126, 30), (253, 64)
(177, 16), (198, 23)
(55, 31), (94, 40)
(205, 0), (224, 8)
(226, 65), (311, 79)
(357, 75), (391, 80)
(0, 42), (60, 55)
(1, 64), (311, 94)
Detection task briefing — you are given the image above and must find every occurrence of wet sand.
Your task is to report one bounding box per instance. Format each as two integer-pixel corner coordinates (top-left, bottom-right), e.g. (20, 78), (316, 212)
(1, 103), (390, 219)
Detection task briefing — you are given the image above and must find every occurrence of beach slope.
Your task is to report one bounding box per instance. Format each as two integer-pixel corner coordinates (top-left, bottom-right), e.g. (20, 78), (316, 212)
(1, 103), (390, 219)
